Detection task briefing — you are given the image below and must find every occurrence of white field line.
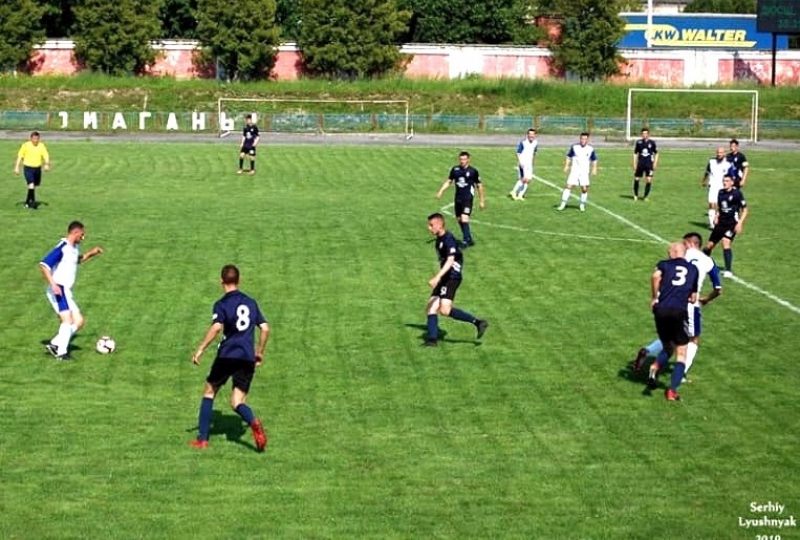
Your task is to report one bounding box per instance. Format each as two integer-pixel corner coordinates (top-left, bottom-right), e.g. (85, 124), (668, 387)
(530, 173), (800, 316)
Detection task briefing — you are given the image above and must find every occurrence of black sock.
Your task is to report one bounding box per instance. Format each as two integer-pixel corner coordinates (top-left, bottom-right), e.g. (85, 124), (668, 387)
(633, 180), (640, 197)
(250, 161), (255, 171)
(26, 188), (35, 204)
(644, 182), (652, 198)
(238, 158), (244, 169)
(723, 248), (733, 272)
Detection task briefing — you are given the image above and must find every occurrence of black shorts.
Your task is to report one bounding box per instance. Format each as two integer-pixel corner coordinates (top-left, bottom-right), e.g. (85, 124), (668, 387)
(634, 165), (654, 178)
(653, 306), (690, 347)
(24, 166), (42, 186)
(240, 146), (257, 157)
(206, 357), (256, 392)
(431, 278), (461, 301)
(454, 199), (473, 218)
(709, 223), (737, 245)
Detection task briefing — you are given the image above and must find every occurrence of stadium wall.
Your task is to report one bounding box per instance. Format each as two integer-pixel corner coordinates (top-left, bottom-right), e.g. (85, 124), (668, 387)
(28, 40), (800, 86)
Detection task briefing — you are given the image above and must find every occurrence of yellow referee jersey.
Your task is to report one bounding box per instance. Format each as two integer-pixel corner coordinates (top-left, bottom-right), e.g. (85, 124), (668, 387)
(18, 141), (49, 168)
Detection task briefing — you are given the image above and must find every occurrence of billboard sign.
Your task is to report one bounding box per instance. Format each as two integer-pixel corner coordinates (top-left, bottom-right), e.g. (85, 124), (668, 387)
(621, 13), (789, 49)
(757, 0), (800, 34)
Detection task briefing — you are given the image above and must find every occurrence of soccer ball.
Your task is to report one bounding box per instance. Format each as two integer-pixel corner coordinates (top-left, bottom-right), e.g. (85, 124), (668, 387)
(96, 336), (116, 354)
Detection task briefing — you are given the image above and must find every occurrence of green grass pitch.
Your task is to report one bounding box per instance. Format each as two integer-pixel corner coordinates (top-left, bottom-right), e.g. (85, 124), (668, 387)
(0, 139), (798, 539)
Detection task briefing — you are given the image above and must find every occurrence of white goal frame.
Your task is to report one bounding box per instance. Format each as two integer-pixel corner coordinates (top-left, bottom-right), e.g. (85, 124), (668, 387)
(216, 98), (412, 138)
(625, 88), (759, 143)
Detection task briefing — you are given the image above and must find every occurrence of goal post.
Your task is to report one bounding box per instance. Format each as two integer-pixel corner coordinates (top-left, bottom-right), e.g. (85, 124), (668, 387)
(625, 88), (758, 143)
(216, 98), (412, 138)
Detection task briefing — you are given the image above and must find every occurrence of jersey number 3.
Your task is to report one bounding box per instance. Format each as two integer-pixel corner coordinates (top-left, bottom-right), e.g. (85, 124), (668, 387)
(236, 305), (251, 331)
(672, 266), (688, 286)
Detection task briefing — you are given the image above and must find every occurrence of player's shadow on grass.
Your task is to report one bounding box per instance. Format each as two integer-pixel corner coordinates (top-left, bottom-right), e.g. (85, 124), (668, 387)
(209, 411), (258, 451)
(689, 220), (711, 231)
(16, 200), (49, 209)
(404, 323), (482, 346)
(618, 361), (674, 397)
(39, 338), (83, 353)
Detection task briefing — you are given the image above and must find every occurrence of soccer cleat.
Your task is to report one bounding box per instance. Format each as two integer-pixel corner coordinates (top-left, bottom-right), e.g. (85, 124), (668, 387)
(633, 195), (638, 201)
(251, 420), (268, 452)
(236, 169), (244, 175)
(475, 319), (489, 339)
(190, 439), (209, 449)
(54, 354), (72, 362)
(45, 343), (59, 358)
(248, 170), (256, 175)
(460, 241), (470, 249)
(723, 271), (733, 278)
(631, 348), (648, 372)
(646, 364), (659, 390)
(579, 205), (585, 212)
(466, 239), (475, 247)
(422, 339), (438, 347)
(509, 191), (517, 199)
(557, 203), (566, 211)
(666, 389), (681, 401)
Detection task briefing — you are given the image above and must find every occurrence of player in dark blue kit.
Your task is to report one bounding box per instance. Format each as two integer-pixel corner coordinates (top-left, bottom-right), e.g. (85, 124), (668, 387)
(238, 114), (260, 175)
(436, 151), (486, 248)
(632, 128), (658, 201)
(727, 138), (749, 188)
(703, 174), (749, 278)
(191, 265), (270, 451)
(647, 242), (698, 401)
(423, 213), (488, 347)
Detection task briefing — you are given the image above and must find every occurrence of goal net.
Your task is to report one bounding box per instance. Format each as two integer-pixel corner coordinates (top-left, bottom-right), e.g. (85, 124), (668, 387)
(216, 98), (411, 138)
(625, 88), (758, 142)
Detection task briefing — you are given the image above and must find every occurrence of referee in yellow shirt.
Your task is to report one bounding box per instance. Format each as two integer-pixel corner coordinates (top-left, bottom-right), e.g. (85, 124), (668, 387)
(14, 131), (51, 209)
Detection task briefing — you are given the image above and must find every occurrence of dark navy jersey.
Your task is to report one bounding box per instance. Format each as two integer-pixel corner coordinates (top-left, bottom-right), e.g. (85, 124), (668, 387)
(717, 188), (747, 226)
(242, 124), (259, 147)
(634, 138), (658, 165)
(655, 258), (698, 310)
(212, 290), (267, 361)
(726, 151), (748, 184)
(448, 165), (481, 202)
(435, 231), (464, 280)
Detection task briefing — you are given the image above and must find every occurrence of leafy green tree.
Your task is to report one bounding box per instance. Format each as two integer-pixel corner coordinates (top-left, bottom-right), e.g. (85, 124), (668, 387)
(195, 0), (281, 81)
(684, 0), (755, 13)
(160, 0), (197, 39)
(0, 0), (46, 71)
(546, 0), (627, 81)
(276, 0), (302, 42)
(399, 0), (539, 44)
(42, 0), (76, 37)
(298, 0), (411, 79)
(73, 0), (163, 75)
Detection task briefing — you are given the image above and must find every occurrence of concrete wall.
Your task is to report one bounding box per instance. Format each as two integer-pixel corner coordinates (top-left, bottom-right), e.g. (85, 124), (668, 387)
(28, 41), (800, 86)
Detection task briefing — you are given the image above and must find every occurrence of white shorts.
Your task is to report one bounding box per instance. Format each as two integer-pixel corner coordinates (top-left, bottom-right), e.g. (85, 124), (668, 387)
(518, 165), (533, 180)
(567, 173), (590, 187)
(46, 287), (81, 315)
(707, 182), (722, 204)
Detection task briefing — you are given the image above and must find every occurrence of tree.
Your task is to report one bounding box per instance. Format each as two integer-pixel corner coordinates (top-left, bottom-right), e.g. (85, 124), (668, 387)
(546, 0), (627, 81)
(195, 0), (281, 81)
(684, 0), (755, 13)
(41, 0), (76, 37)
(399, 0), (540, 44)
(276, 0), (302, 42)
(0, 0), (45, 71)
(160, 0), (198, 39)
(73, 0), (163, 75)
(298, 0), (411, 79)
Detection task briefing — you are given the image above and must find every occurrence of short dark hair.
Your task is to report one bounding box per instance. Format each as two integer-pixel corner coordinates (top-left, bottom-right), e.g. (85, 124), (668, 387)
(245, 114), (252, 120)
(31, 131), (40, 138)
(220, 264), (240, 285)
(580, 131), (590, 137)
(459, 151), (470, 159)
(730, 138), (739, 145)
(641, 127), (649, 133)
(527, 128), (536, 133)
(683, 231), (703, 246)
(427, 212), (444, 222)
(67, 221), (84, 233)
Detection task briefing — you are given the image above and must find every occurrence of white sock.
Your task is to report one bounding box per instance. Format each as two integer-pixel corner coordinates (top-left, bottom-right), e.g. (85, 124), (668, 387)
(561, 188), (570, 204)
(54, 322), (74, 355)
(708, 209), (715, 228)
(685, 342), (699, 373)
(645, 339), (663, 357)
(511, 181), (522, 194)
(519, 183), (529, 197)
(579, 192), (588, 206)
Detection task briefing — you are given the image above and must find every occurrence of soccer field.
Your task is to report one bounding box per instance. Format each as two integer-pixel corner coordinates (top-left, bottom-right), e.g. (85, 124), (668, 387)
(1, 139), (798, 539)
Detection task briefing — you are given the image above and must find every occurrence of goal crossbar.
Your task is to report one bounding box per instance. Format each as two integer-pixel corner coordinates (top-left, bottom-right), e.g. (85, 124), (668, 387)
(217, 98), (411, 137)
(625, 88), (759, 142)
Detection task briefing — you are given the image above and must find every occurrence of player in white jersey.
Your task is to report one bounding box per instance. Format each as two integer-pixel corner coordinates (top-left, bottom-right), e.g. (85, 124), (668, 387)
(701, 146), (731, 229)
(632, 232), (722, 381)
(557, 132), (597, 212)
(39, 221), (103, 360)
(509, 128), (539, 200)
